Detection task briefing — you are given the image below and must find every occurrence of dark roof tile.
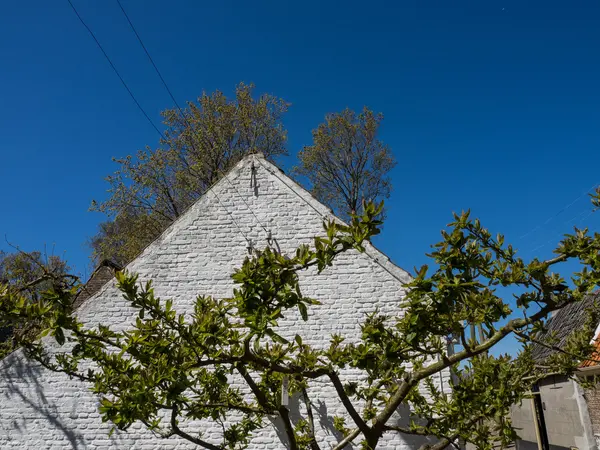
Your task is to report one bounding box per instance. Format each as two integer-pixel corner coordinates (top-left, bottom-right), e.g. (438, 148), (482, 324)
(72, 260), (121, 310)
(531, 291), (600, 362)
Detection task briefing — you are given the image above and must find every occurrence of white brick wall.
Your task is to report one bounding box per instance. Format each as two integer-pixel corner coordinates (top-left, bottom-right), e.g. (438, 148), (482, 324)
(0, 154), (450, 449)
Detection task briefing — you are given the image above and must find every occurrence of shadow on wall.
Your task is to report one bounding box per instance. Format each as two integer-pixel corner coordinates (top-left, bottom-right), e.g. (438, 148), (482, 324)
(269, 394), (349, 448)
(0, 351), (86, 449)
(270, 392), (437, 448)
(2, 353), (441, 450)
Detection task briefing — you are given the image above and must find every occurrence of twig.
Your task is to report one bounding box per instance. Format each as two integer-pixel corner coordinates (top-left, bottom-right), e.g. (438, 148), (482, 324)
(301, 387), (321, 450)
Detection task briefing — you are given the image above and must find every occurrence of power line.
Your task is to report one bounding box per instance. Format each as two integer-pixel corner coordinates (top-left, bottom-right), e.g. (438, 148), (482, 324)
(206, 189), (250, 244)
(216, 167), (271, 235)
(529, 209), (596, 254)
(66, 0), (165, 140)
(67, 0), (251, 245)
(518, 183), (599, 254)
(518, 182), (598, 241)
(116, 0), (270, 237)
(116, 0), (185, 115)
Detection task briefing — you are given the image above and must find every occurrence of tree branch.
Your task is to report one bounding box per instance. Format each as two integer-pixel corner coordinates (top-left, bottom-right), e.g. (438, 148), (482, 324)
(278, 404), (299, 450)
(329, 371), (371, 437)
(237, 365), (297, 449)
(371, 302), (561, 439)
(169, 404), (222, 450)
(514, 329), (600, 364)
(301, 387), (321, 450)
(236, 365), (275, 413)
(331, 427), (361, 450)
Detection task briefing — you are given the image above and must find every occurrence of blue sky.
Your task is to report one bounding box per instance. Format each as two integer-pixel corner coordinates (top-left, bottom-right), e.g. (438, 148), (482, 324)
(1, 1), (599, 354)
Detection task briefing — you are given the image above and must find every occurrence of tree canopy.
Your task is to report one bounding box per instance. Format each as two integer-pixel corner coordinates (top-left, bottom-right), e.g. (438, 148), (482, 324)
(90, 89), (397, 266)
(295, 107), (396, 221)
(2, 194), (600, 449)
(90, 83), (289, 266)
(0, 250), (71, 358)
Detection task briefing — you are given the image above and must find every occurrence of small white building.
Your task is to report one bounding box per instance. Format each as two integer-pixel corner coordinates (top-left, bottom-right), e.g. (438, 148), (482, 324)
(0, 154), (450, 449)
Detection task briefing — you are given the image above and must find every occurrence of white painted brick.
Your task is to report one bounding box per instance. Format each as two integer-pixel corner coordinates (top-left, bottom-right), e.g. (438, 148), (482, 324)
(0, 155), (448, 449)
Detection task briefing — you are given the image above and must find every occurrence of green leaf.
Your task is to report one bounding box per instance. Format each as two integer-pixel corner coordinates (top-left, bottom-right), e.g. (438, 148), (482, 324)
(266, 329), (289, 344)
(298, 302), (308, 321)
(55, 327), (65, 345)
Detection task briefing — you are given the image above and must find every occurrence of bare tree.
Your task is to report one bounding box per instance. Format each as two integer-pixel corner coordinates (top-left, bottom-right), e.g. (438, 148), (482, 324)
(295, 107), (396, 221)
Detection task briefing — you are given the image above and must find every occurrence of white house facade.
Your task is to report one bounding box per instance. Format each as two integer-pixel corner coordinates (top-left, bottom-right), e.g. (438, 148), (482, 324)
(0, 154), (450, 449)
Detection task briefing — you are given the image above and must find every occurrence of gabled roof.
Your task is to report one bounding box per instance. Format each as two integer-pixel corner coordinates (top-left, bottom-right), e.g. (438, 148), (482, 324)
(531, 291), (600, 362)
(74, 153), (411, 311)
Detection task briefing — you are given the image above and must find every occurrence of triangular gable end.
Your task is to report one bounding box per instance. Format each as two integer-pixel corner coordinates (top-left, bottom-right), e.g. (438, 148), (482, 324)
(0, 153), (427, 450)
(76, 153), (410, 312)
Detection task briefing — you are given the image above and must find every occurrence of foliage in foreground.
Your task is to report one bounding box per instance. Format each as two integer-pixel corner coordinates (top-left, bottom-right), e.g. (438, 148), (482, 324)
(2, 198), (600, 450)
(0, 250), (72, 359)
